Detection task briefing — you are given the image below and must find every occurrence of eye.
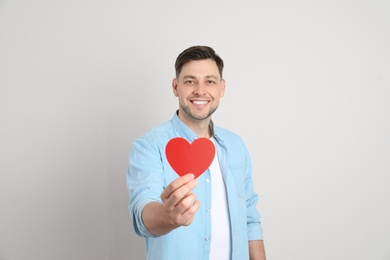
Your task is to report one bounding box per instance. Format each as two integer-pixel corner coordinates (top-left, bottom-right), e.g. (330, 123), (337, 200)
(185, 80), (194, 85)
(207, 80), (215, 85)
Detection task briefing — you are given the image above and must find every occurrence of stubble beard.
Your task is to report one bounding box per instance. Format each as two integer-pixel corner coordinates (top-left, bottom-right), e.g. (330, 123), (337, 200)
(180, 103), (218, 121)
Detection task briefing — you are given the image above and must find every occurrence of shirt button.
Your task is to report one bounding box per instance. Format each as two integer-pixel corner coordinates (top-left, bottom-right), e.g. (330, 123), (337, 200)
(205, 178), (210, 183)
(206, 208), (210, 212)
(205, 237), (209, 241)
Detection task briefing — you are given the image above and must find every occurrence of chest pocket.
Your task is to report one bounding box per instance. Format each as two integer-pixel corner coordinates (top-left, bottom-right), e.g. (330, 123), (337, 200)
(230, 165), (246, 199)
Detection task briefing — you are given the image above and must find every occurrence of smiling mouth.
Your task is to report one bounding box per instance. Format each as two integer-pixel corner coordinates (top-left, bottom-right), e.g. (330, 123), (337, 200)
(191, 100), (209, 105)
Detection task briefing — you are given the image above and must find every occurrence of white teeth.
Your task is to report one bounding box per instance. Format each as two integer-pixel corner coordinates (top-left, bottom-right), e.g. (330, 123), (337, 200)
(193, 101), (208, 105)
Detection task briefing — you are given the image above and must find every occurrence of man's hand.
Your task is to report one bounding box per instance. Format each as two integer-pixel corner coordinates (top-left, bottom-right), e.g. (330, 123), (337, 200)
(142, 174), (200, 236)
(160, 173), (200, 227)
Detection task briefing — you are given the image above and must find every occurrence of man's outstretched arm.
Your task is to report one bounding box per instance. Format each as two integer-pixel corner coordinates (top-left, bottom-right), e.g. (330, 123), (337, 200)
(249, 240), (266, 260)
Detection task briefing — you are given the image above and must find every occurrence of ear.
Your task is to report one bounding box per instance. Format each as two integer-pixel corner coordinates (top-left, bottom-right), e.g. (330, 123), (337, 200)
(172, 78), (179, 97)
(220, 79), (226, 98)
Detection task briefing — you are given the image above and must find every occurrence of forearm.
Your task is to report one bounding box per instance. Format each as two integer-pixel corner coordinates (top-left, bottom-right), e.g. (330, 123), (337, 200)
(249, 240), (266, 260)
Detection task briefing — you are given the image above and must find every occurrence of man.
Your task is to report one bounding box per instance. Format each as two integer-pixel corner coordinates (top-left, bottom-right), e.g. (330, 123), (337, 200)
(127, 46), (266, 260)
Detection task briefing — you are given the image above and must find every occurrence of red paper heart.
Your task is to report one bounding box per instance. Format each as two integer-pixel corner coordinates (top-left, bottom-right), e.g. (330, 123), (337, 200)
(165, 137), (215, 179)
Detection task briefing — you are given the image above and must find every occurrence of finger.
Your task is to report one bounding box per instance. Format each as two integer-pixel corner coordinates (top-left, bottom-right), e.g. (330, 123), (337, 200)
(162, 180), (198, 213)
(180, 200), (201, 226)
(166, 197), (200, 227)
(169, 192), (197, 216)
(161, 173), (195, 201)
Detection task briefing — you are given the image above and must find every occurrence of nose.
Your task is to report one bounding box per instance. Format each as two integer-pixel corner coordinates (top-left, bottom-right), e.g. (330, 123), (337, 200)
(194, 83), (206, 95)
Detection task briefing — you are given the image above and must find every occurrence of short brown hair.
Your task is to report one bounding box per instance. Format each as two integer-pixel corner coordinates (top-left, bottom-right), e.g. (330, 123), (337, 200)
(175, 46), (224, 79)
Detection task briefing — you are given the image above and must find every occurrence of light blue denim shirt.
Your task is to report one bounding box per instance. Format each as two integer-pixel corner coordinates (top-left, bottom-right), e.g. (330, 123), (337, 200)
(127, 112), (263, 260)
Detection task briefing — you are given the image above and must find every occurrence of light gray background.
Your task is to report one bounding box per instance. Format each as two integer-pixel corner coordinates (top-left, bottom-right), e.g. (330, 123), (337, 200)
(0, 0), (389, 259)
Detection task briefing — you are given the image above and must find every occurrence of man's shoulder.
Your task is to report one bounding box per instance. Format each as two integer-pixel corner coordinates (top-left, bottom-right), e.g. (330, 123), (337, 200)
(214, 125), (246, 146)
(214, 125), (241, 139)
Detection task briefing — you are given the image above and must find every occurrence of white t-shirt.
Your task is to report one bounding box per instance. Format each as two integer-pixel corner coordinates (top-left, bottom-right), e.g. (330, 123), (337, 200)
(209, 138), (232, 260)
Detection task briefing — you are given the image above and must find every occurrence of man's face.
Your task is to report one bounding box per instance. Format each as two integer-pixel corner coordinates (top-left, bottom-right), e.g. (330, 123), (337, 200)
(172, 59), (225, 125)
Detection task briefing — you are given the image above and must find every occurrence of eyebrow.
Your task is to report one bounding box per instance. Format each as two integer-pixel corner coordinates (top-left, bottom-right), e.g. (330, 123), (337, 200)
(181, 75), (220, 80)
(182, 75), (196, 80)
(205, 75), (219, 80)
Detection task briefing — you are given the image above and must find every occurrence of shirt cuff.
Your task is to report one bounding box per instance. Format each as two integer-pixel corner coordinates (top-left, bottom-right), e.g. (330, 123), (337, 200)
(133, 199), (160, 238)
(247, 222), (264, 241)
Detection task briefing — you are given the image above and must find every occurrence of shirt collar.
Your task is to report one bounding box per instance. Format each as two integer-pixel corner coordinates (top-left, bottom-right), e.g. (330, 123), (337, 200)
(171, 110), (216, 141)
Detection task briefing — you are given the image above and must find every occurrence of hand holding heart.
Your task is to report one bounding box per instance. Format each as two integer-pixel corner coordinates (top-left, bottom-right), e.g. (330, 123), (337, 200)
(163, 137), (215, 225)
(162, 137), (215, 227)
(142, 137), (214, 236)
(159, 173), (201, 229)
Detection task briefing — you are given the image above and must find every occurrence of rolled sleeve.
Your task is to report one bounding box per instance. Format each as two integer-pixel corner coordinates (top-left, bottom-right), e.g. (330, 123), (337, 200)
(127, 136), (165, 238)
(131, 198), (159, 237)
(244, 144), (264, 241)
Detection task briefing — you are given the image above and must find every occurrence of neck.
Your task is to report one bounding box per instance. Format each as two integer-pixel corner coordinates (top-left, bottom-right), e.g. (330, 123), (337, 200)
(177, 111), (212, 138)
